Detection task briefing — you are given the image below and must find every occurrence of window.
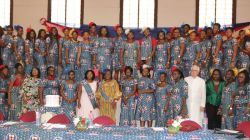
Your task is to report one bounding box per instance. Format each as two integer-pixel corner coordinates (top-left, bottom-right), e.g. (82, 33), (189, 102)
(0, 0), (12, 27)
(198, 0), (234, 27)
(49, 0), (82, 28)
(122, 0), (156, 28)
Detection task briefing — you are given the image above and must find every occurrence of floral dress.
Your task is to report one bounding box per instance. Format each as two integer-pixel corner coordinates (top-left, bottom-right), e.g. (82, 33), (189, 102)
(20, 77), (42, 113)
(13, 36), (25, 64)
(211, 34), (223, 69)
(42, 78), (60, 96)
(25, 39), (35, 75)
(34, 39), (47, 79)
(113, 37), (125, 70)
(199, 39), (212, 81)
(59, 37), (70, 79)
(123, 41), (139, 78)
(234, 84), (250, 128)
(237, 40), (250, 70)
(65, 40), (79, 71)
(169, 79), (188, 119)
(46, 37), (59, 75)
(2, 35), (15, 73)
(170, 37), (185, 69)
(120, 78), (137, 126)
(0, 77), (9, 119)
(93, 37), (113, 70)
(139, 37), (155, 66)
(222, 38), (237, 72)
(135, 77), (156, 121)
(221, 82), (236, 129)
(155, 84), (172, 127)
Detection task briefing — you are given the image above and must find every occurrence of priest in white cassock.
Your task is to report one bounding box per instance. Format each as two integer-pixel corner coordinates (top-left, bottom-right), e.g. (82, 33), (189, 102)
(185, 65), (206, 125)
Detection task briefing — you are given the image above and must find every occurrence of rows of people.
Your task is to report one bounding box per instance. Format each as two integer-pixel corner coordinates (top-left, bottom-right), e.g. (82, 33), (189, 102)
(0, 22), (249, 129)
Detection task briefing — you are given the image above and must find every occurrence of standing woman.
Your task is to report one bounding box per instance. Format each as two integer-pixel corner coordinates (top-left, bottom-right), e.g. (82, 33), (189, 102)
(8, 63), (25, 120)
(222, 28), (238, 72)
(0, 65), (10, 119)
(59, 27), (70, 79)
(211, 23), (223, 70)
(77, 70), (99, 119)
(34, 29), (47, 79)
(136, 65), (156, 127)
(93, 26), (113, 73)
(42, 66), (60, 97)
(237, 30), (250, 70)
(77, 31), (93, 81)
(154, 31), (171, 82)
(88, 22), (98, 42)
(113, 25), (125, 81)
(199, 30), (211, 81)
(219, 69), (236, 129)
(13, 25), (25, 65)
(25, 28), (36, 75)
(120, 30), (140, 78)
(233, 70), (250, 128)
(170, 28), (185, 69)
(46, 27), (59, 75)
(155, 72), (172, 127)
(96, 69), (121, 122)
(60, 70), (80, 117)
(20, 67), (43, 114)
(206, 69), (225, 129)
(119, 66), (137, 126)
(169, 67), (188, 119)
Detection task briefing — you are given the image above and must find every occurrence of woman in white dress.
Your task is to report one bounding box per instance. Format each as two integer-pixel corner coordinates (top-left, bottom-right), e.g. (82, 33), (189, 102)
(77, 70), (100, 119)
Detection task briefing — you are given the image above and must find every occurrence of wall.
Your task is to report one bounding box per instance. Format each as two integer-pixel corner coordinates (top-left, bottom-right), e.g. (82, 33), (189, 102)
(12, 0), (250, 31)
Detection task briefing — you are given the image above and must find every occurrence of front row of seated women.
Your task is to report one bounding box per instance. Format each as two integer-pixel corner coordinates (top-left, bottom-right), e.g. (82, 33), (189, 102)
(0, 63), (249, 130)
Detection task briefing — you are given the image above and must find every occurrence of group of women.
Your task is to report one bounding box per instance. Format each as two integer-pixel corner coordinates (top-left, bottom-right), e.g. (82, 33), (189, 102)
(0, 22), (249, 129)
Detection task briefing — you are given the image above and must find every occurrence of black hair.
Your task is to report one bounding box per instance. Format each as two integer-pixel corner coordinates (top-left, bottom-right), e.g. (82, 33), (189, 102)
(99, 26), (109, 37)
(26, 29), (36, 42)
(183, 24), (191, 29)
(68, 70), (75, 75)
(226, 69), (235, 77)
(238, 70), (250, 85)
(211, 69), (224, 82)
(30, 67), (41, 78)
(71, 30), (78, 37)
(46, 66), (55, 73)
(140, 66), (151, 78)
(37, 29), (46, 39)
(226, 27), (234, 32)
(6, 25), (13, 30)
(49, 27), (59, 46)
(173, 69), (184, 79)
(15, 63), (23, 69)
(0, 26), (4, 37)
(239, 30), (245, 34)
(89, 23), (97, 28)
(63, 27), (70, 32)
(157, 31), (165, 40)
(173, 28), (180, 32)
(213, 23), (221, 30)
(125, 66), (133, 74)
(85, 70), (95, 81)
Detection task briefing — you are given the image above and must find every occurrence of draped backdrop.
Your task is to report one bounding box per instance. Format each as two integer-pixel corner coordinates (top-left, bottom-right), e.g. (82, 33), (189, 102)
(40, 18), (250, 39)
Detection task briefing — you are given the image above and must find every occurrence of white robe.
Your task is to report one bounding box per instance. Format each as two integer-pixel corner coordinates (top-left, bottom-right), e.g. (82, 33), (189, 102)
(185, 76), (206, 126)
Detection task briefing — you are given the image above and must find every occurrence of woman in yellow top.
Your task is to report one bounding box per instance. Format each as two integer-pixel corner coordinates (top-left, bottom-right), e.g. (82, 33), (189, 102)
(96, 69), (121, 122)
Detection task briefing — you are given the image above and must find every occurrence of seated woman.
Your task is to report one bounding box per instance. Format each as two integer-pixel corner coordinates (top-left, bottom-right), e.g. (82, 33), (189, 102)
(20, 67), (43, 114)
(77, 70), (99, 119)
(96, 69), (121, 123)
(42, 66), (60, 97)
(0, 65), (10, 119)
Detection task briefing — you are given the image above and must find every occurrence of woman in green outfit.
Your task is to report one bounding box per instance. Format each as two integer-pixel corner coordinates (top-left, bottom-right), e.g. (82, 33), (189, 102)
(206, 69), (225, 129)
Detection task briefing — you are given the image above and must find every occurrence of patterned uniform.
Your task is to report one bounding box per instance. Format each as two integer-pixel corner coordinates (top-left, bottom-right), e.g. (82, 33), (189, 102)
(139, 37), (156, 66)
(46, 37), (59, 75)
(34, 39), (47, 79)
(221, 82), (236, 129)
(199, 40), (212, 80)
(93, 37), (113, 70)
(59, 37), (70, 79)
(222, 38), (237, 72)
(155, 84), (172, 127)
(42, 78), (60, 96)
(2, 35), (15, 73)
(169, 79), (188, 119)
(0, 77), (9, 119)
(61, 80), (78, 113)
(13, 36), (25, 64)
(170, 37), (185, 69)
(113, 37), (125, 70)
(65, 40), (79, 72)
(119, 79), (137, 126)
(25, 39), (35, 75)
(237, 40), (250, 70)
(211, 34), (223, 69)
(135, 77), (156, 121)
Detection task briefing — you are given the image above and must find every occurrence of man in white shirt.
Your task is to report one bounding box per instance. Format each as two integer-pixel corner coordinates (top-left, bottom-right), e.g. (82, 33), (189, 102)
(185, 65), (206, 125)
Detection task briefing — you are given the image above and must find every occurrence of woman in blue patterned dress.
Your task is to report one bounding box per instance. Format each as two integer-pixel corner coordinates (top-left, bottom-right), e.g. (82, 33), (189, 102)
(183, 31), (201, 77)
(120, 31), (140, 78)
(199, 30), (211, 81)
(154, 31), (171, 83)
(46, 27), (59, 76)
(77, 31), (93, 81)
(120, 66), (137, 126)
(233, 70), (250, 128)
(42, 66), (60, 97)
(2, 25), (15, 74)
(135, 65), (156, 127)
(93, 26), (113, 72)
(0, 65), (9, 119)
(65, 30), (79, 74)
(113, 25), (125, 81)
(139, 27), (156, 66)
(59, 28), (70, 79)
(155, 72), (172, 127)
(222, 28), (238, 73)
(60, 70), (80, 117)
(88, 22), (98, 43)
(211, 23), (223, 70)
(8, 63), (25, 120)
(169, 67), (188, 119)
(170, 28), (185, 70)
(25, 29), (36, 75)
(13, 26), (25, 66)
(34, 29), (47, 79)
(237, 30), (250, 70)
(219, 69), (236, 129)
